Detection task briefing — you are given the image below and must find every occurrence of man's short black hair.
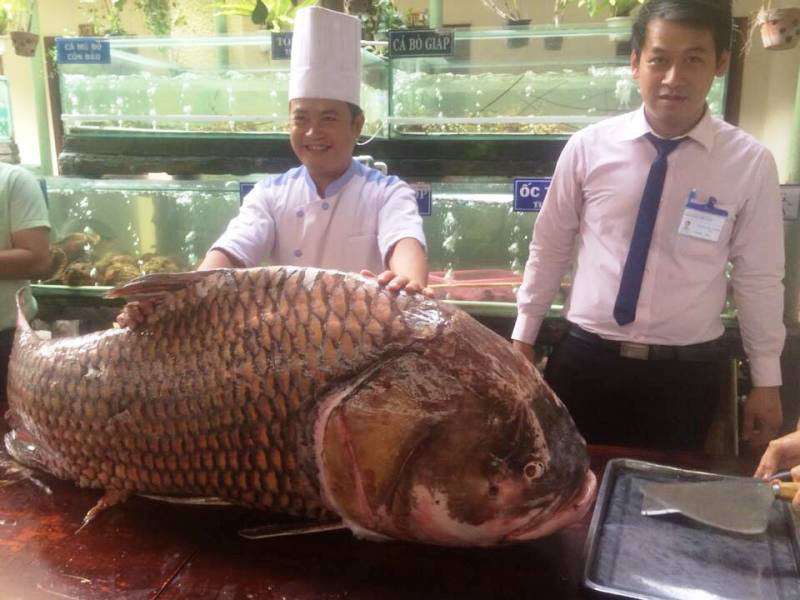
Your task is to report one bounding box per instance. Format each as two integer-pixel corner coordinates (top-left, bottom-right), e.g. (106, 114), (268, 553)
(632, 0), (733, 58)
(347, 102), (363, 123)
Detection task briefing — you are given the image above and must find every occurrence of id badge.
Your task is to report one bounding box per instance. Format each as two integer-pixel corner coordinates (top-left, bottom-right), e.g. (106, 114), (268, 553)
(678, 190), (728, 242)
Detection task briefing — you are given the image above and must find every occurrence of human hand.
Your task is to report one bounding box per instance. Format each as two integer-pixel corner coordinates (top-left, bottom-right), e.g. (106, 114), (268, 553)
(754, 429), (800, 509)
(512, 340), (537, 365)
(742, 386), (783, 452)
(754, 430), (800, 479)
(360, 269), (434, 298)
(114, 302), (145, 330)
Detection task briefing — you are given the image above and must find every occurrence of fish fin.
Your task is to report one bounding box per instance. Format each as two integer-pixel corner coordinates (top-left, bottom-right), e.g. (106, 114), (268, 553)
(0, 451), (53, 495)
(14, 287), (32, 333)
(76, 489), (132, 534)
(137, 494), (234, 506)
(3, 428), (48, 472)
(104, 269), (233, 301)
(238, 519), (345, 540)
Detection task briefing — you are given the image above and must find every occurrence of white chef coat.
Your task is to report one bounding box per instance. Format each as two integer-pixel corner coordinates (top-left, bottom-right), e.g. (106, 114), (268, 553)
(211, 159), (426, 275)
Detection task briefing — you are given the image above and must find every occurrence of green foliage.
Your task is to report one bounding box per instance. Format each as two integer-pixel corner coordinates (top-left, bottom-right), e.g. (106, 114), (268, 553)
(358, 0), (405, 41)
(133, 0), (186, 36)
(2, 0), (34, 33)
(211, 0), (318, 31)
(555, 0), (644, 18)
(79, 0), (128, 35)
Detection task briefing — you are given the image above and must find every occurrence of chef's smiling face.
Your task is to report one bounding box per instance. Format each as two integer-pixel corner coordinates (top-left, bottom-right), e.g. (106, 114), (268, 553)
(632, 17), (729, 139)
(289, 98), (364, 193)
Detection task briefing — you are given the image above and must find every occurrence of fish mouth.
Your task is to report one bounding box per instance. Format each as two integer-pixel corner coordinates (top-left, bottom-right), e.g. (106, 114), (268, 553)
(503, 469), (597, 542)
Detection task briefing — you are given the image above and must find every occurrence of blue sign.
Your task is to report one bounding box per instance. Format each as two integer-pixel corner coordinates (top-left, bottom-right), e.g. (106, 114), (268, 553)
(239, 182), (255, 206)
(388, 29), (454, 58)
(271, 32), (293, 60)
(513, 178), (550, 212)
(411, 183), (432, 216)
(56, 37), (111, 64)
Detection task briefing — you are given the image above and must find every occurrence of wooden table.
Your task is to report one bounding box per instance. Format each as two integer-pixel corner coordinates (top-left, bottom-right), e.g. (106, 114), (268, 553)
(0, 429), (756, 599)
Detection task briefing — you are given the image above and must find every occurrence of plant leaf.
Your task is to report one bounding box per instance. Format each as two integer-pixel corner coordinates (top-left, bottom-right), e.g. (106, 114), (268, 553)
(252, 0), (268, 25)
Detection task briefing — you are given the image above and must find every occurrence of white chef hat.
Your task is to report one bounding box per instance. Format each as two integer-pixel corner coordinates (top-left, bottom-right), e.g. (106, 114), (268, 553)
(289, 6), (362, 107)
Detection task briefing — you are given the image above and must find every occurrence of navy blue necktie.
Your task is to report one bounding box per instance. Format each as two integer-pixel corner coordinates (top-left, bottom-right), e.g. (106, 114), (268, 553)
(613, 133), (685, 326)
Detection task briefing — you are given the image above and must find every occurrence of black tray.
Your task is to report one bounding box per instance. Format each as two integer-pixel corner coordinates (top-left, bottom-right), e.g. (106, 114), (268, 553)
(583, 459), (800, 600)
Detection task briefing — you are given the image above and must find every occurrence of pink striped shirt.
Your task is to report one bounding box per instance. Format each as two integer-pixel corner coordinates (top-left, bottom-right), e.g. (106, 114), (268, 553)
(512, 107), (785, 386)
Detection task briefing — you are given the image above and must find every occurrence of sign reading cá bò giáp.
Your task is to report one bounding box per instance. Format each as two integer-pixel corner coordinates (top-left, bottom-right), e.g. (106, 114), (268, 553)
(388, 29), (454, 58)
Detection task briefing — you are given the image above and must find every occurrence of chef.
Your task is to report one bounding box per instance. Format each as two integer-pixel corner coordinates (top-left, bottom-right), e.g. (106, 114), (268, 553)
(200, 6), (429, 294)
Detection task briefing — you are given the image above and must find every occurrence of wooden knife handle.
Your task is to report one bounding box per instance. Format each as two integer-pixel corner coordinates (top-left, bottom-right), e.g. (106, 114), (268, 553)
(774, 481), (800, 501)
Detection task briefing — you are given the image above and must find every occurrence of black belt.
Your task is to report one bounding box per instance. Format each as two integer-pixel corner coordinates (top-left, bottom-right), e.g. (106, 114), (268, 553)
(567, 324), (721, 362)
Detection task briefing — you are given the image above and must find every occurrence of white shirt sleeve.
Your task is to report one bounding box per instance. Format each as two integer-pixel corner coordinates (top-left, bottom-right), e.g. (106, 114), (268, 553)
(512, 135), (585, 345)
(376, 178), (426, 268)
(210, 183), (276, 267)
(729, 149), (785, 386)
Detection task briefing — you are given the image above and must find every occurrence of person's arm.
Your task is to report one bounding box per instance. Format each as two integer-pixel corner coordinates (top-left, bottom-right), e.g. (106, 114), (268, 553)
(197, 248), (242, 270)
(4, 167), (50, 280)
(729, 150), (785, 450)
(361, 238), (431, 296)
(511, 135), (585, 365)
(370, 179), (431, 296)
(0, 226), (50, 279)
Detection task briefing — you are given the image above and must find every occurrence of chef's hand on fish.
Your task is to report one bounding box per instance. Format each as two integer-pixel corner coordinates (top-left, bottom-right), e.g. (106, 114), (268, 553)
(741, 386), (783, 452)
(115, 301), (149, 329)
(359, 269), (434, 298)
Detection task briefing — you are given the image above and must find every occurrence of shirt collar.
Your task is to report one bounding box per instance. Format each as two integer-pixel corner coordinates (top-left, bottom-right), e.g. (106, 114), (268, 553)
(619, 105), (714, 151)
(301, 159), (359, 200)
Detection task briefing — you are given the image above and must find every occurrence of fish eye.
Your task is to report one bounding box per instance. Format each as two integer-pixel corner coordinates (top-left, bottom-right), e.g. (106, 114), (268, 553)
(524, 461), (545, 481)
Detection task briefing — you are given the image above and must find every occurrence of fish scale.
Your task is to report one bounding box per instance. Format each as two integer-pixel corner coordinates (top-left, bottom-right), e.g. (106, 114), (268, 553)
(5, 266), (596, 545)
(7, 268), (429, 521)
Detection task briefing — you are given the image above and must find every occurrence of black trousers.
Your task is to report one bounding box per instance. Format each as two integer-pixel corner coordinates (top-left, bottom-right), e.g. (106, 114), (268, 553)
(544, 329), (720, 452)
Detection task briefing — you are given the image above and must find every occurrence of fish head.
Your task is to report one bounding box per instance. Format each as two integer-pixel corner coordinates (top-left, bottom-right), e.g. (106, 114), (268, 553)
(318, 310), (596, 546)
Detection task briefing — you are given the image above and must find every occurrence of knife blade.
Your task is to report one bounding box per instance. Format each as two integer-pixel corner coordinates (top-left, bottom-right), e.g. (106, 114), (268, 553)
(639, 477), (799, 535)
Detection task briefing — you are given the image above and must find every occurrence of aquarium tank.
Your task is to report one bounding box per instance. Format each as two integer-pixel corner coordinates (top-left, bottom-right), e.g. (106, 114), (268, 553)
(0, 76), (13, 141)
(39, 177), (241, 290)
(56, 34), (388, 138)
(34, 177), (748, 322)
(387, 24), (727, 138)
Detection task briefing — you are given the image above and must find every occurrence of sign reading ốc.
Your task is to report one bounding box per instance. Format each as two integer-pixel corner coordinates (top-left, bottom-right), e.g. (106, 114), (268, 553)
(513, 178), (551, 212)
(387, 29), (454, 58)
(56, 37), (111, 65)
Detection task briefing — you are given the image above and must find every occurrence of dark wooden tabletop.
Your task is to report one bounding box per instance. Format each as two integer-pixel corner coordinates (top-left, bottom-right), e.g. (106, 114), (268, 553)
(0, 419), (756, 600)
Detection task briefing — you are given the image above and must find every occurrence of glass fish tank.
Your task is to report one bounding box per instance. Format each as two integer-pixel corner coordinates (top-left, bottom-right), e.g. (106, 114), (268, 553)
(388, 24), (727, 138)
(38, 177), (240, 290)
(56, 34), (388, 138)
(33, 176), (747, 323)
(0, 76), (13, 141)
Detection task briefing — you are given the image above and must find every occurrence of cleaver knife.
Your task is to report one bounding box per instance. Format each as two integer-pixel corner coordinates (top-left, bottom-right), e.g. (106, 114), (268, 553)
(640, 476), (799, 535)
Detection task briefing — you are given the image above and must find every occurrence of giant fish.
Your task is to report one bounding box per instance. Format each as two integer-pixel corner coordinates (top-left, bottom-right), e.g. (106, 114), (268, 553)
(4, 267), (596, 546)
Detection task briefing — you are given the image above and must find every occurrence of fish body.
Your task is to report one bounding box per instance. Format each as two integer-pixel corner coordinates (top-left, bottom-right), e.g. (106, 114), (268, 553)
(5, 267), (595, 545)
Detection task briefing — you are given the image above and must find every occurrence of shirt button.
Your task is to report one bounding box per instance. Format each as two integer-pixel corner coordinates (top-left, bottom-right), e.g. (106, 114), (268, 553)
(294, 249), (302, 258)
(321, 202), (330, 210)
(296, 209), (304, 218)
